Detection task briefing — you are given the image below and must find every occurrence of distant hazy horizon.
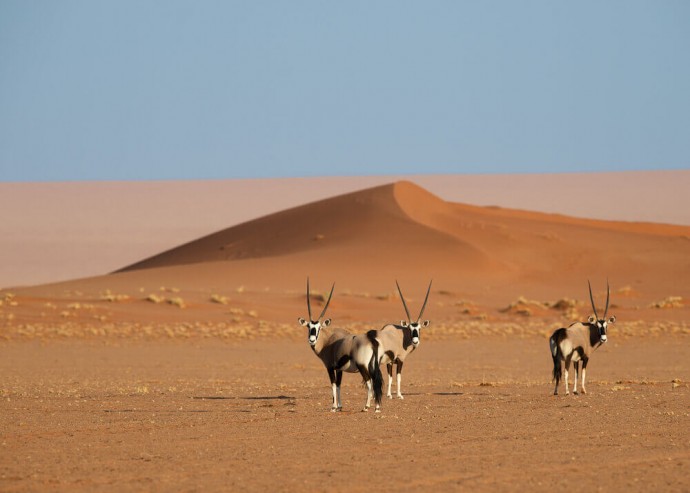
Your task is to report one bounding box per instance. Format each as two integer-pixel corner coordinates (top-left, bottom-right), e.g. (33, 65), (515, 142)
(0, 170), (688, 288)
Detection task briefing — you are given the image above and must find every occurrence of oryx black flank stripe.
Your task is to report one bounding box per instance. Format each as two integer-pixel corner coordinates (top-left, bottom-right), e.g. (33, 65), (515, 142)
(335, 354), (350, 370)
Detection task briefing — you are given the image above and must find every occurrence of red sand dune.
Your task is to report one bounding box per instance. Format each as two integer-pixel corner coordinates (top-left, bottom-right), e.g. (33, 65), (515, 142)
(12, 180), (688, 325)
(114, 180), (689, 295)
(1, 170), (688, 288)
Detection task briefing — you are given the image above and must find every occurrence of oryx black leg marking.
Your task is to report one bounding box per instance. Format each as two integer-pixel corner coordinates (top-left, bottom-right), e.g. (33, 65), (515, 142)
(335, 370), (343, 410)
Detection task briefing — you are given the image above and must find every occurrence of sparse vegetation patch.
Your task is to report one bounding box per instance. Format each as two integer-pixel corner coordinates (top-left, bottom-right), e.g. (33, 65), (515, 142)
(649, 296), (683, 309)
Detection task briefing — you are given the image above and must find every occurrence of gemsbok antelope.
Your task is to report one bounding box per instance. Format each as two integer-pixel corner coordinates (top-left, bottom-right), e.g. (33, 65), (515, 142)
(298, 278), (383, 412)
(549, 280), (616, 395)
(376, 280), (432, 399)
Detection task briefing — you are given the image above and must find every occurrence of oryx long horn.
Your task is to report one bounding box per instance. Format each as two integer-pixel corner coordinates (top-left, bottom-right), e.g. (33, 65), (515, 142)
(318, 283), (335, 321)
(416, 280), (433, 323)
(396, 280), (412, 322)
(588, 280), (600, 320)
(604, 279), (610, 319)
(306, 277), (313, 320)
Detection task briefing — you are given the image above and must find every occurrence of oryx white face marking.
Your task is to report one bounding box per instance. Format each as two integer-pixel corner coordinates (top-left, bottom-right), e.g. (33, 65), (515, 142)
(298, 317), (329, 347)
(597, 320), (608, 343)
(409, 322), (420, 346)
(308, 321), (320, 345)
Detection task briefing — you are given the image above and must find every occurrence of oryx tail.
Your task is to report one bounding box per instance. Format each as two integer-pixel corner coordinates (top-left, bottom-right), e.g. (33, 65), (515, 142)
(550, 329), (565, 385)
(366, 330), (383, 407)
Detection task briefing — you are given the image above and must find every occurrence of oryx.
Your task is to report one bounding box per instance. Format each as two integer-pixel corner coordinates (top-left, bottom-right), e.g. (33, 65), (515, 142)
(376, 280), (432, 399)
(549, 280), (616, 395)
(298, 278), (383, 412)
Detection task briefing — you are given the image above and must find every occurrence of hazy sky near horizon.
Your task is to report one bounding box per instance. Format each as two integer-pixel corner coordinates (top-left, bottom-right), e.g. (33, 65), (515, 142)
(1, 1), (688, 182)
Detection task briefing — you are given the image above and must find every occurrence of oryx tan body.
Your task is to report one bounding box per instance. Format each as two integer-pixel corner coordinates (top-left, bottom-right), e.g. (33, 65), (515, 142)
(550, 281), (616, 395)
(299, 279), (383, 412)
(377, 281), (432, 400)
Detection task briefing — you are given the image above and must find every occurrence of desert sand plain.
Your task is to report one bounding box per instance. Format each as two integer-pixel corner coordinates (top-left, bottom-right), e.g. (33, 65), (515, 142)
(1, 176), (689, 492)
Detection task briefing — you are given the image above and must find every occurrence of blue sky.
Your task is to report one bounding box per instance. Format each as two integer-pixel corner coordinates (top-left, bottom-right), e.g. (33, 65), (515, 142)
(1, 1), (688, 182)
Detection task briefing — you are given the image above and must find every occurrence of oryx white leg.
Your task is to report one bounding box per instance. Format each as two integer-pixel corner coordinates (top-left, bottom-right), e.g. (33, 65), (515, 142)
(364, 379), (372, 412)
(573, 361), (579, 395)
(386, 363), (393, 399)
(331, 382), (338, 412)
(564, 358), (571, 395)
(581, 367), (587, 394)
(328, 369), (338, 412)
(396, 361), (404, 399)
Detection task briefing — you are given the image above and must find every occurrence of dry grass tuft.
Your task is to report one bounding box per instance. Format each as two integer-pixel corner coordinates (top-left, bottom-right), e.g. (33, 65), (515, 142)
(210, 294), (229, 305)
(100, 290), (130, 302)
(145, 294), (164, 304)
(0, 293), (18, 307)
(649, 296), (683, 309)
(167, 297), (186, 309)
(500, 297), (549, 316)
(617, 285), (636, 296)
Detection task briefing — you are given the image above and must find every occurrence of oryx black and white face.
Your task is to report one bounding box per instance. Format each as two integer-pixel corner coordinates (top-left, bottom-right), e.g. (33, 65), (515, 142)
(588, 280), (615, 344)
(299, 317), (331, 346)
(396, 280), (432, 347)
(588, 314), (616, 343)
(299, 277), (335, 348)
(400, 319), (430, 346)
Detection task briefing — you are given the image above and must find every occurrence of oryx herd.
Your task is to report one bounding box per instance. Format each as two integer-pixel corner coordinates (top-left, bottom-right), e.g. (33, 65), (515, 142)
(298, 278), (615, 412)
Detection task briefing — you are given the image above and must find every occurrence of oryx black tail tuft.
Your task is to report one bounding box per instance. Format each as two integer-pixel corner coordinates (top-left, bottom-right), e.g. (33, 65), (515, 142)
(367, 330), (384, 406)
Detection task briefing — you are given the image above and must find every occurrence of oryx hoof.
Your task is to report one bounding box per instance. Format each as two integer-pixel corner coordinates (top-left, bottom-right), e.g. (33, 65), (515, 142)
(573, 390), (579, 395)
(581, 389), (587, 394)
(386, 394), (393, 399)
(397, 394), (404, 400)
(361, 408), (369, 413)
(565, 391), (570, 396)
(331, 408), (338, 413)
(375, 408), (381, 413)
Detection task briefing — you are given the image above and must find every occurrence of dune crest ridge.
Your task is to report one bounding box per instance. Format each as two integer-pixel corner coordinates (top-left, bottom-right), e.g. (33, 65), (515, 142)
(117, 181), (493, 274)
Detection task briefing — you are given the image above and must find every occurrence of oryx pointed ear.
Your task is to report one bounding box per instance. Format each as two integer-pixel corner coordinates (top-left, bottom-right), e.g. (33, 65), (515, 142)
(587, 315), (596, 324)
(421, 320), (430, 328)
(298, 318), (308, 326)
(608, 315), (616, 324)
(322, 318), (331, 326)
(400, 320), (408, 327)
